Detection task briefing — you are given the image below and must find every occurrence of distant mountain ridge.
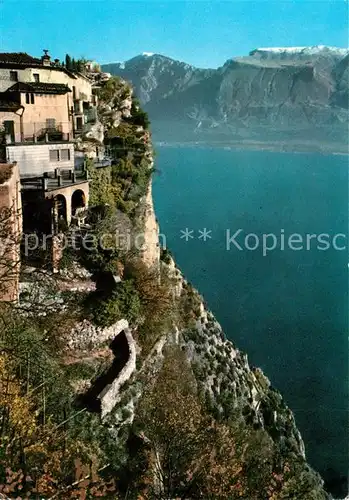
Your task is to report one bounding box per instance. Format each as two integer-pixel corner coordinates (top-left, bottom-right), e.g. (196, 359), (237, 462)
(102, 46), (349, 152)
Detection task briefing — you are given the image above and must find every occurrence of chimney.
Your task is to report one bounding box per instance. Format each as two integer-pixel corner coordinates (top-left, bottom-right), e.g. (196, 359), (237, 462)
(41, 49), (51, 67)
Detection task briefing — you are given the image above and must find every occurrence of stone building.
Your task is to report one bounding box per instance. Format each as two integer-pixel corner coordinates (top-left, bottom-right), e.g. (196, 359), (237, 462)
(0, 81), (73, 144)
(0, 51), (96, 279)
(0, 51), (96, 136)
(0, 85), (75, 179)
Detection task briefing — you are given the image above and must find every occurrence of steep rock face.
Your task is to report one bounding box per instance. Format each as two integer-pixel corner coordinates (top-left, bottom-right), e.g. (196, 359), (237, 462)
(75, 75), (330, 497)
(331, 53), (349, 109)
(98, 83), (133, 129)
(184, 303), (306, 455)
(102, 47), (349, 151)
(102, 54), (214, 105)
(159, 266), (308, 459)
(138, 182), (160, 268)
(99, 266), (328, 497)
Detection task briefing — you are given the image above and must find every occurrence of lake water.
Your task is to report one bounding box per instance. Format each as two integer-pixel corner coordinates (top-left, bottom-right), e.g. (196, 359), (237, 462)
(152, 146), (348, 491)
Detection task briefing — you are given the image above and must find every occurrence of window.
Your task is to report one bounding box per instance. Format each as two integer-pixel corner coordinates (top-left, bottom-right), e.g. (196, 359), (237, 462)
(49, 149), (71, 162)
(10, 71), (18, 82)
(46, 118), (56, 130)
(74, 101), (80, 114)
(60, 149), (70, 161)
(76, 117), (83, 130)
(49, 150), (60, 162)
(26, 93), (35, 104)
(3, 121), (15, 143)
(33, 73), (40, 82)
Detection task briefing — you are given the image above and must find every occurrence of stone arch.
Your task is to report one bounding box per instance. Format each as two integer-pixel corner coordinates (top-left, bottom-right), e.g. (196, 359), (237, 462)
(55, 194), (67, 221)
(71, 189), (86, 216)
(54, 194), (68, 232)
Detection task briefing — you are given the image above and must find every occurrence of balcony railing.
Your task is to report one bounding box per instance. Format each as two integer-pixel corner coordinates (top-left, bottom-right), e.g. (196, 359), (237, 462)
(5, 122), (73, 145)
(21, 168), (88, 192)
(93, 158), (111, 168)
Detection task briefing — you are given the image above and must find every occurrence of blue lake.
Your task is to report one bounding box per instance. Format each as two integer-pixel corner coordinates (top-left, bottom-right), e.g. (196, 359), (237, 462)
(152, 146), (348, 485)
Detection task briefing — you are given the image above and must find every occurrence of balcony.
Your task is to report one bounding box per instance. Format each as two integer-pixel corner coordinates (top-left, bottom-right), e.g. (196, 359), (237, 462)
(5, 122), (73, 145)
(93, 157), (111, 168)
(21, 168), (88, 192)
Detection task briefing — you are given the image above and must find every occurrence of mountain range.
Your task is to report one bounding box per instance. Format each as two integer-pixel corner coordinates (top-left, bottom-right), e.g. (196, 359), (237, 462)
(102, 46), (349, 153)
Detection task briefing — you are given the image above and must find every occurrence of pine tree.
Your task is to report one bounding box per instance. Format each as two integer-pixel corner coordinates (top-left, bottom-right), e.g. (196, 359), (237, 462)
(65, 54), (72, 70)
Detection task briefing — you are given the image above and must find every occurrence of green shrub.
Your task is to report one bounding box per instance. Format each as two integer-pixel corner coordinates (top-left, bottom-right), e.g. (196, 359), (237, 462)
(91, 279), (141, 327)
(121, 407), (132, 420)
(127, 98), (150, 129)
(65, 362), (96, 380)
(160, 247), (172, 264)
(59, 245), (76, 270)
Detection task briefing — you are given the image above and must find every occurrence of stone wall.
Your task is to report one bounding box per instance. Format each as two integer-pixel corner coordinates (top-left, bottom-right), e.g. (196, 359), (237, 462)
(99, 327), (137, 418)
(68, 318), (129, 351)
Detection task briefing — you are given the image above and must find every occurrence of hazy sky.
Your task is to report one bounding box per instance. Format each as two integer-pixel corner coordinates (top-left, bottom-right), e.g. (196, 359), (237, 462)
(0, 0), (347, 68)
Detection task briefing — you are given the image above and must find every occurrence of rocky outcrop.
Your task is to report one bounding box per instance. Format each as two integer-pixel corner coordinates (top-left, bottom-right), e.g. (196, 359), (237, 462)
(180, 293), (306, 458)
(139, 182), (160, 268)
(97, 80), (133, 130)
(68, 318), (129, 350)
(82, 120), (104, 145)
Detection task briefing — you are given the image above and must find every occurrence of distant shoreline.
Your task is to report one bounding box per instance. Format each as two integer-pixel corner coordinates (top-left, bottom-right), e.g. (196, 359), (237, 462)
(153, 140), (349, 156)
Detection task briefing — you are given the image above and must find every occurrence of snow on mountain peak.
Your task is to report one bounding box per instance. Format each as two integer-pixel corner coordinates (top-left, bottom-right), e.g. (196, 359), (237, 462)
(254, 45), (349, 56)
(142, 52), (154, 57)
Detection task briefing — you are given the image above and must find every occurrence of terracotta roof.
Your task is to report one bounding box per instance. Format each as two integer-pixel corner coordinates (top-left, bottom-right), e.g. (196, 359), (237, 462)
(0, 52), (41, 65)
(0, 100), (22, 111)
(0, 52), (77, 78)
(7, 82), (71, 95)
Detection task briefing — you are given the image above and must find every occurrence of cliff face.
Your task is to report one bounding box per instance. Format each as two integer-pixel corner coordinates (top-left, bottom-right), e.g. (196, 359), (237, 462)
(99, 195), (329, 496)
(83, 76), (329, 497)
(102, 54), (214, 105)
(102, 46), (349, 152)
(138, 182), (160, 268)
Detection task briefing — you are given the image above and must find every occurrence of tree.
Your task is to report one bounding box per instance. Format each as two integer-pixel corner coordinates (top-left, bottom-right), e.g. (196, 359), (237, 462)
(123, 259), (174, 354)
(0, 205), (21, 302)
(130, 347), (248, 499)
(65, 54), (72, 70)
(128, 98), (150, 129)
(0, 332), (118, 497)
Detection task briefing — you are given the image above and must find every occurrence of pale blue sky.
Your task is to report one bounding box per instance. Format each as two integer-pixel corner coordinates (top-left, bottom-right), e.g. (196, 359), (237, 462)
(0, 1), (347, 68)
